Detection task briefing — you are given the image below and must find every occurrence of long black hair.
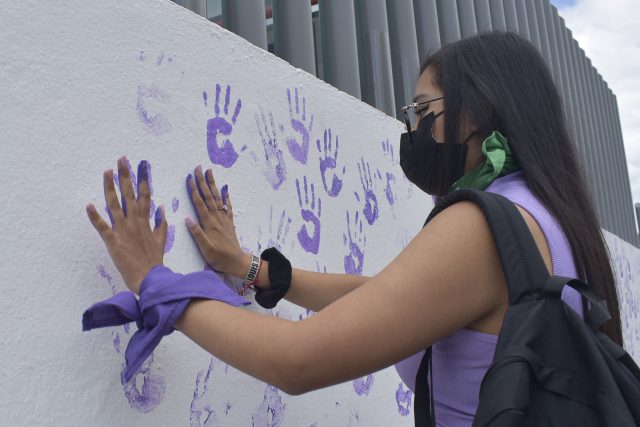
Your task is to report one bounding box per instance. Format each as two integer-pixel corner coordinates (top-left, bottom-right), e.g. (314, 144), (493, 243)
(422, 31), (622, 345)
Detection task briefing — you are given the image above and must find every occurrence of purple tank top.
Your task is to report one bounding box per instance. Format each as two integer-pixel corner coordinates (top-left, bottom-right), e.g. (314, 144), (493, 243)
(394, 171), (583, 426)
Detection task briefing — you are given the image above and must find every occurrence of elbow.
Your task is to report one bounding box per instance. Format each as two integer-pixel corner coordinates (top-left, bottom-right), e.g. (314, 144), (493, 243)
(275, 334), (314, 396)
(276, 356), (311, 396)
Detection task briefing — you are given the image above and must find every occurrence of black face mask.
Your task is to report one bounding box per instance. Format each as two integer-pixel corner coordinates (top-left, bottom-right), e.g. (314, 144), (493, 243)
(399, 111), (472, 196)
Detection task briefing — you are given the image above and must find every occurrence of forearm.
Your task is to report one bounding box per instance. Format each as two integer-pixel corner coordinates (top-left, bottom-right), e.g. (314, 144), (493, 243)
(234, 253), (370, 312)
(174, 298), (304, 394)
(282, 269), (370, 312)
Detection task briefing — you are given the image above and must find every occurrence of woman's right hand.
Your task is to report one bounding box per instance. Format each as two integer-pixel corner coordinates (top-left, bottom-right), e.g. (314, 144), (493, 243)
(184, 165), (251, 280)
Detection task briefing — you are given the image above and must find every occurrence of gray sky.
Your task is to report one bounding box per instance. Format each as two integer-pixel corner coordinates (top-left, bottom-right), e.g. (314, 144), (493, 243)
(554, 0), (639, 228)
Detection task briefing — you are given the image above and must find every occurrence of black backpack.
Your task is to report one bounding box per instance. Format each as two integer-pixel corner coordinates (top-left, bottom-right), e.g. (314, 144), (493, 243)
(414, 189), (640, 426)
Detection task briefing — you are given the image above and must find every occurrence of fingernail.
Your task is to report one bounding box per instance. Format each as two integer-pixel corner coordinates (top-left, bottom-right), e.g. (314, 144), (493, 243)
(137, 160), (148, 182)
(196, 165), (202, 175)
(221, 184), (229, 204)
(185, 216), (195, 227)
(154, 206), (162, 228)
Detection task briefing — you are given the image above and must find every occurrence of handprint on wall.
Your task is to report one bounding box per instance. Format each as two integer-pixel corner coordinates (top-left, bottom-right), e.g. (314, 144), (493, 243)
(317, 128), (345, 197)
(358, 158), (379, 225)
(256, 106), (287, 190)
(97, 265), (166, 413)
(343, 209), (366, 275)
(251, 384), (286, 427)
(190, 358), (220, 427)
(295, 176), (322, 255)
(257, 206), (293, 253)
(381, 139), (397, 206)
(396, 383), (413, 416)
(285, 88), (314, 164)
(352, 374), (375, 396)
(204, 84), (242, 168)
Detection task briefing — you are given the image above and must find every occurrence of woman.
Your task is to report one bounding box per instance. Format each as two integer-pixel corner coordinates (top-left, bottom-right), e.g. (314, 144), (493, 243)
(84, 32), (622, 425)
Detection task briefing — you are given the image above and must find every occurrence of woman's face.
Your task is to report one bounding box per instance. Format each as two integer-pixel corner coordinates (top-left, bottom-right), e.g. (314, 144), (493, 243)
(413, 66), (483, 174)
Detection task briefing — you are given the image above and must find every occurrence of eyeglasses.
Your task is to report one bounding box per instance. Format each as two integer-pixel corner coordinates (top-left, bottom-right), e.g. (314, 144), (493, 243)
(401, 96), (444, 134)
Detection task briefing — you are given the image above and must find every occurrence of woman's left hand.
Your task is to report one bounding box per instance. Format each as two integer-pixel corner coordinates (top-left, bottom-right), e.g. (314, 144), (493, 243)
(86, 156), (168, 294)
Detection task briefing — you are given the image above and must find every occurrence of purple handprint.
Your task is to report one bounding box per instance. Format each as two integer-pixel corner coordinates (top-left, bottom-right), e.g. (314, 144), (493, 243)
(296, 176), (322, 255)
(396, 383), (413, 416)
(343, 209), (366, 275)
(286, 88), (314, 164)
(190, 359), (218, 426)
(256, 106), (287, 190)
(257, 206), (293, 254)
(137, 83), (172, 137)
(353, 374), (375, 396)
(381, 139), (397, 205)
(317, 128), (345, 197)
(97, 265), (166, 413)
(204, 84), (242, 168)
(358, 158), (379, 225)
(251, 384), (286, 427)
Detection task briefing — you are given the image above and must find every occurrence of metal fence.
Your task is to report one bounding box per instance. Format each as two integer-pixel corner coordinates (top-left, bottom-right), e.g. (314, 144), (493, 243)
(175, 0), (639, 247)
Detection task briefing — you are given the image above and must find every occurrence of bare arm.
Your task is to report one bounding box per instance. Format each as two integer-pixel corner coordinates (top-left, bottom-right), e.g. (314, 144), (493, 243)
(234, 256), (371, 312)
(175, 201), (511, 395)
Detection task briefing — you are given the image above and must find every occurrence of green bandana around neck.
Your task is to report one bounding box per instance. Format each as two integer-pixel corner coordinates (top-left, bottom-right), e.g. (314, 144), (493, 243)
(450, 131), (520, 192)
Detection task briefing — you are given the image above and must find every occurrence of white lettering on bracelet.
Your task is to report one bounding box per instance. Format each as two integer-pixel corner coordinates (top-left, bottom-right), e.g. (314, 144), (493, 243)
(244, 253), (260, 285)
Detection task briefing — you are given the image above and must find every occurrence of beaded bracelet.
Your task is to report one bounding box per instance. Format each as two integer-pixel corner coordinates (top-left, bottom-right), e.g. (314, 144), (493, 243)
(254, 247), (292, 309)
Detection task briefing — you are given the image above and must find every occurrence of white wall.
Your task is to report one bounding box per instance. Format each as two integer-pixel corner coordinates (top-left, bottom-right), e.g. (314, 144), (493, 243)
(1, 1), (638, 426)
(0, 1), (426, 425)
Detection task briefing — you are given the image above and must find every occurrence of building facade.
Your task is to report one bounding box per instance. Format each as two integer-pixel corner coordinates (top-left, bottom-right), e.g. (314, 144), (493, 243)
(175, 0), (639, 247)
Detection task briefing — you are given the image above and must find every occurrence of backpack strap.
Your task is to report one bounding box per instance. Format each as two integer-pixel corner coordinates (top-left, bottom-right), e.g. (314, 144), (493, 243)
(414, 189), (551, 425)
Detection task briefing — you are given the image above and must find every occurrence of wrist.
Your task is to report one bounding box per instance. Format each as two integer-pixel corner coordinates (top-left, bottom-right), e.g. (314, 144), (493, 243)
(229, 252), (253, 280)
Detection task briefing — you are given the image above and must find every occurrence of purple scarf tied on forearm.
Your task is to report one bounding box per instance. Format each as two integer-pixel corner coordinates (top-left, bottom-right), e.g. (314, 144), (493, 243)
(82, 265), (250, 381)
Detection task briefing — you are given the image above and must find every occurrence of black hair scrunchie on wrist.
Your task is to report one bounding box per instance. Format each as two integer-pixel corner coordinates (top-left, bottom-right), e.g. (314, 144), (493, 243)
(254, 247), (292, 309)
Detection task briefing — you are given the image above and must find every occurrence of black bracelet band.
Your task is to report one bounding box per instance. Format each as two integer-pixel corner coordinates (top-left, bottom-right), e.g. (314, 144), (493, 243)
(254, 247), (292, 309)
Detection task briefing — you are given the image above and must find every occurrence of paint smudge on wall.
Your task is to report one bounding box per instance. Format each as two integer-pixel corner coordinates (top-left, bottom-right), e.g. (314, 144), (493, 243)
(256, 106), (287, 190)
(172, 197), (180, 213)
(204, 84), (242, 168)
(285, 88), (313, 164)
(137, 83), (172, 136)
(343, 210), (366, 275)
(164, 224), (175, 253)
(395, 383), (413, 416)
(358, 158), (379, 225)
(296, 176), (322, 255)
(352, 374), (375, 396)
(251, 384), (286, 427)
(317, 128), (345, 198)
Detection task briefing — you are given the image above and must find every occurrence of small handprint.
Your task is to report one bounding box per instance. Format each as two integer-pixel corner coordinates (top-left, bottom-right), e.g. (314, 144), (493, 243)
(97, 265), (166, 412)
(343, 209), (366, 275)
(121, 353), (166, 413)
(190, 359), (218, 426)
(204, 84), (242, 168)
(251, 384), (286, 427)
(257, 206), (293, 254)
(296, 176), (322, 255)
(317, 128), (345, 197)
(396, 383), (413, 416)
(381, 140), (397, 206)
(256, 106), (287, 190)
(353, 374), (375, 396)
(286, 88), (314, 164)
(358, 158), (379, 225)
